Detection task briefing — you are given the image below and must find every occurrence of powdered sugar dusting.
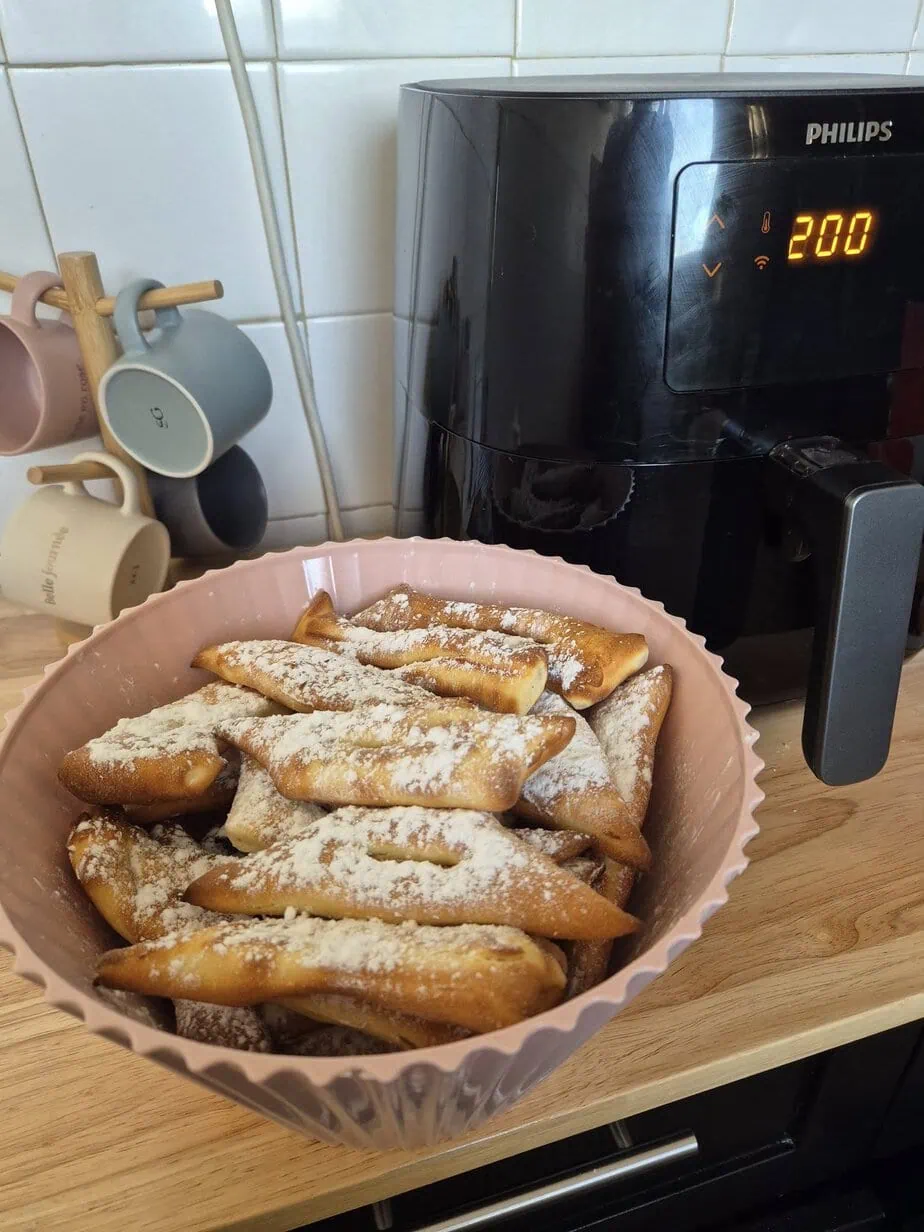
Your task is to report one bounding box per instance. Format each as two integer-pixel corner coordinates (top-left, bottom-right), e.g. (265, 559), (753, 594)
(588, 666), (665, 806)
(354, 589), (588, 695)
(209, 640), (432, 711)
(155, 914), (535, 981)
(82, 683), (275, 769)
(224, 754), (326, 852)
(174, 999), (271, 1051)
(218, 705), (563, 806)
(521, 692), (614, 811)
(69, 814), (228, 942)
(214, 806), (561, 920)
(315, 620), (542, 672)
(288, 1025), (391, 1056)
(511, 826), (590, 861)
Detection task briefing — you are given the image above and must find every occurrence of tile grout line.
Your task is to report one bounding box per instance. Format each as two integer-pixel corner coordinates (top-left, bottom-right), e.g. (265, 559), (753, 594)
(909, 0), (924, 69)
(3, 66), (57, 264)
(514, 0), (521, 59)
(5, 54), (523, 71)
(269, 61), (308, 319)
(722, 0), (737, 59)
(266, 0), (281, 60)
(264, 0), (307, 317)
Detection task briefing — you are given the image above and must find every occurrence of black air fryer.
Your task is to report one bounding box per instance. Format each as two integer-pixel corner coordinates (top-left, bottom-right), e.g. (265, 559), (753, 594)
(395, 74), (924, 785)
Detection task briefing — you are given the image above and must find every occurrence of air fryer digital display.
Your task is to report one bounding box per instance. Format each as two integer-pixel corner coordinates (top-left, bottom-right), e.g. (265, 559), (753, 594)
(665, 154), (924, 392)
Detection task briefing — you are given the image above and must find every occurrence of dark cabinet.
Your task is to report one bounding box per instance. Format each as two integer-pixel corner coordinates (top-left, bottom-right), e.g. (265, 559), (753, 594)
(301, 1022), (924, 1232)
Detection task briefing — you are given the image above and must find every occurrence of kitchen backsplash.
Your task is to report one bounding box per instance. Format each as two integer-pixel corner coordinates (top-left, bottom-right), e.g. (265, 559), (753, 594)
(1, 0), (923, 547)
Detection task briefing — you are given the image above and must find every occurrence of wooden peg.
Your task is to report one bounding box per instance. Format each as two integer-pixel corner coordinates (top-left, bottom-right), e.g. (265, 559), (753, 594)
(95, 280), (223, 316)
(56, 252), (155, 517)
(27, 461), (115, 485)
(0, 270), (223, 316)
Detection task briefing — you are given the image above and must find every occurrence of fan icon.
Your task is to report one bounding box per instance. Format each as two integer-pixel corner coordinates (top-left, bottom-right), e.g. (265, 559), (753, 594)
(754, 255), (771, 270)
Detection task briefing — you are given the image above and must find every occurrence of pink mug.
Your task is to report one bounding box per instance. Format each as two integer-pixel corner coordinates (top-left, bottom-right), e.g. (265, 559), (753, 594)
(0, 270), (96, 456)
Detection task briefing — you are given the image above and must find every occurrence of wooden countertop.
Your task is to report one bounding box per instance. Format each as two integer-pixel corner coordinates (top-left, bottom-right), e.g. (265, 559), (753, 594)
(1, 597), (922, 1232)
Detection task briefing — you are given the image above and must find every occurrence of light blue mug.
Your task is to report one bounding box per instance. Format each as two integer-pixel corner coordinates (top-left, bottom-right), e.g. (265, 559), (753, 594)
(99, 278), (272, 478)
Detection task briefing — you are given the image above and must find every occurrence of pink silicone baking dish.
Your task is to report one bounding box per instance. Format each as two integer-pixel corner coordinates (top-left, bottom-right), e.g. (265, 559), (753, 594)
(0, 538), (763, 1149)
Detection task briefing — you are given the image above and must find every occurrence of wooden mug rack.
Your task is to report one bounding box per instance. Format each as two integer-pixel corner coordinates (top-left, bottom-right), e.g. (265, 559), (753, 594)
(0, 252), (223, 516)
(1, 252), (224, 641)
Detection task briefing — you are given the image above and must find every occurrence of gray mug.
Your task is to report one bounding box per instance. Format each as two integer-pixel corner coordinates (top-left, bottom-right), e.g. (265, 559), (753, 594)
(147, 445), (268, 557)
(99, 278), (272, 478)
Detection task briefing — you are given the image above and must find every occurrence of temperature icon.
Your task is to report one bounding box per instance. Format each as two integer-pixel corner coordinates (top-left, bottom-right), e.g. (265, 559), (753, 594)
(761, 211), (771, 234)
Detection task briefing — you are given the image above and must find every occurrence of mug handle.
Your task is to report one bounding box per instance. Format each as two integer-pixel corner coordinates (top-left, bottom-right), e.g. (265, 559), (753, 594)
(11, 270), (65, 326)
(63, 450), (144, 517)
(112, 278), (183, 353)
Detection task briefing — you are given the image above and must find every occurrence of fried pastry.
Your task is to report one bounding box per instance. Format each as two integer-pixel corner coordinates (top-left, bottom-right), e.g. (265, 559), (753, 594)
(567, 667), (672, 997)
(565, 858), (636, 998)
(96, 915), (568, 1034)
(185, 806), (637, 940)
(353, 585), (648, 708)
(223, 754), (326, 853)
(67, 810), (226, 943)
(59, 683), (278, 806)
(193, 639), (438, 713)
(588, 665), (673, 826)
(504, 823), (591, 862)
(174, 1000), (272, 1052)
(278, 992), (470, 1050)
(513, 692), (650, 868)
(123, 752), (241, 824)
(95, 986), (173, 1032)
(288, 1025), (392, 1056)
(291, 591), (548, 713)
(561, 854), (606, 886)
(217, 702), (574, 812)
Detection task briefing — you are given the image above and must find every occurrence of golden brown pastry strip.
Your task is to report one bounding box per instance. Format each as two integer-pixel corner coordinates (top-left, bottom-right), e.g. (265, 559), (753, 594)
(193, 639), (437, 713)
(95, 915), (568, 1034)
(67, 810), (227, 943)
(185, 807), (637, 940)
(567, 666), (673, 997)
(292, 591), (548, 714)
(352, 585), (648, 708)
(217, 702), (575, 812)
(174, 1000), (272, 1051)
(288, 1026), (392, 1056)
(565, 858), (636, 998)
(59, 683), (279, 806)
(223, 754), (326, 853)
(505, 824), (591, 862)
(278, 993), (469, 1050)
(512, 693), (650, 868)
(587, 665), (673, 826)
(123, 751), (241, 824)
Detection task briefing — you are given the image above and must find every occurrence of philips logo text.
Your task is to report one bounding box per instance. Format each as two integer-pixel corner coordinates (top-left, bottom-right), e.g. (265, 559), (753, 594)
(805, 120), (892, 146)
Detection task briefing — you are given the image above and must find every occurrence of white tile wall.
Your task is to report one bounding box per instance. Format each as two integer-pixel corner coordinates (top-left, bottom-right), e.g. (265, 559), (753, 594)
(0, 0), (918, 559)
(517, 0), (732, 58)
(281, 57), (509, 318)
(0, 0), (273, 64)
(514, 56), (722, 75)
(10, 64), (296, 321)
(0, 70), (53, 314)
(727, 0), (919, 55)
(277, 0), (515, 60)
(725, 54), (909, 73)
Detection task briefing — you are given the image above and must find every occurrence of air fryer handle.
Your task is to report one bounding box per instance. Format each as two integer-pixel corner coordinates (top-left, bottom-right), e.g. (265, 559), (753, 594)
(770, 439), (924, 785)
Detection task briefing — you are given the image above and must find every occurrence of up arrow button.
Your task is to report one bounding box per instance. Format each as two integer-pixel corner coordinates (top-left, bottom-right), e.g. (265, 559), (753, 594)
(707, 213), (726, 231)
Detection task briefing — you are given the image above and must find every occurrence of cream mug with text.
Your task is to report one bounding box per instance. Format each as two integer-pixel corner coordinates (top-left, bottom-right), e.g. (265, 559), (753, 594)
(0, 451), (170, 627)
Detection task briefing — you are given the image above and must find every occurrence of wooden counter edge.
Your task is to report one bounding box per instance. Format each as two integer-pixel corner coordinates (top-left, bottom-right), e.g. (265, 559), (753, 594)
(220, 989), (924, 1232)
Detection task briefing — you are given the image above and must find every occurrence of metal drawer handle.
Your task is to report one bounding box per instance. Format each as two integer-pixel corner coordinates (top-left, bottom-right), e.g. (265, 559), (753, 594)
(407, 1130), (699, 1232)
